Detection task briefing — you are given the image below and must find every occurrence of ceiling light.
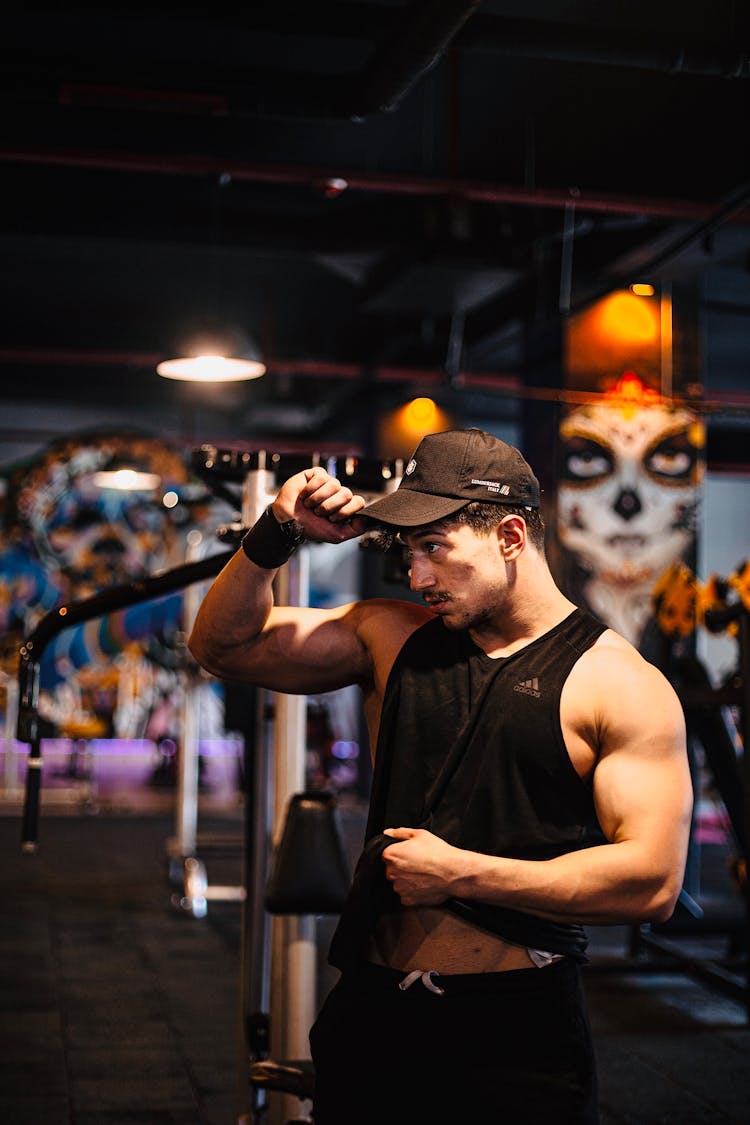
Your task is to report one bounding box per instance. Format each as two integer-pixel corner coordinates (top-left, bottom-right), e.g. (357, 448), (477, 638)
(630, 283), (655, 297)
(156, 354), (266, 381)
(93, 468), (161, 491)
(156, 323), (266, 382)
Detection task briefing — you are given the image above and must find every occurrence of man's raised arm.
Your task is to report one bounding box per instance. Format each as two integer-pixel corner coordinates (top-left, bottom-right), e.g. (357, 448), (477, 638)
(188, 466), (371, 695)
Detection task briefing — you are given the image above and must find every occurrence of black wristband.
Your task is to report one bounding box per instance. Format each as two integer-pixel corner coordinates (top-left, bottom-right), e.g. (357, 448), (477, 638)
(241, 505), (305, 569)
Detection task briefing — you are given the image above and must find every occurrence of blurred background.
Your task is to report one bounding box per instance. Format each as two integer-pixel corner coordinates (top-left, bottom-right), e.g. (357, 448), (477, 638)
(1, 4), (749, 1123)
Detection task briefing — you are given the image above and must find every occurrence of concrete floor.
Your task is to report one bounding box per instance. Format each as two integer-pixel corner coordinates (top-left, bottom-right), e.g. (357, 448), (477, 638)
(1, 807), (748, 1125)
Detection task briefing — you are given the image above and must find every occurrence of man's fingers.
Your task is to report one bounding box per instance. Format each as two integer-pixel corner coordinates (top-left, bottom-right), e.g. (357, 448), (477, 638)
(272, 468), (366, 543)
(327, 494), (367, 522)
(301, 476), (345, 508)
(301, 474), (367, 521)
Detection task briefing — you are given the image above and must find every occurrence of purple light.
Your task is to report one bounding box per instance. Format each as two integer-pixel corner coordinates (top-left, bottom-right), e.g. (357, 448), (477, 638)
(1, 737), (243, 757)
(331, 740), (359, 761)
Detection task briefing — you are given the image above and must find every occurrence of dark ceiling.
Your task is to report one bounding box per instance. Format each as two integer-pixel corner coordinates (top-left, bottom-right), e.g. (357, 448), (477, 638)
(2, 1), (749, 462)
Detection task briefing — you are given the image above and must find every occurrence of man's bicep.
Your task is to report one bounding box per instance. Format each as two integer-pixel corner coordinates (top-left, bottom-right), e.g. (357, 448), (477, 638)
(258, 604), (372, 692)
(592, 679), (692, 857)
(593, 741), (691, 846)
(203, 603), (370, 694)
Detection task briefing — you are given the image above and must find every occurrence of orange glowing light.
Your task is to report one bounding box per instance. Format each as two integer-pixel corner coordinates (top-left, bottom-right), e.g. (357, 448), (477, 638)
(604, 371), (663, 407)
(565, 288), (663, 384)
(405, 397), (438, 428)
(600, 371), (669, 419)
(377, 397), (454, 457)
(599, 292), (658, 343)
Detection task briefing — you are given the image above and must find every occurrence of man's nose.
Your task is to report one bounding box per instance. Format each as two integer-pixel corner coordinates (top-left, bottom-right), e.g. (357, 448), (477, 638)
(409, 558), (435, 591)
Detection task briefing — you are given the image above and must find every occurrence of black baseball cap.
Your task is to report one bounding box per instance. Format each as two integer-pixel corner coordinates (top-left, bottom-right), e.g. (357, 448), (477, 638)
(361, 428), (541, 527)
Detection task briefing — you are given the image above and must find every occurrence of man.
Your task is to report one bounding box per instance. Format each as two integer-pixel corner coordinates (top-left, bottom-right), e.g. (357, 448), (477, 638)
(189, 428), (692, 1125)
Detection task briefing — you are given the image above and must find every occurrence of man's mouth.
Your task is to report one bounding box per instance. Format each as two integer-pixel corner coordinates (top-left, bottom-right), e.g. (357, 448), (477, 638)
(424, 594), (451, 608)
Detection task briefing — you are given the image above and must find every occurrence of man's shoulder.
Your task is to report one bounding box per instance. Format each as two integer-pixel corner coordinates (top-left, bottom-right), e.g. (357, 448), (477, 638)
(562, 628), (685, 770)
(573, 627), (682, 710)
(354, 597), (433, 635)
(354, 599), (434, 682)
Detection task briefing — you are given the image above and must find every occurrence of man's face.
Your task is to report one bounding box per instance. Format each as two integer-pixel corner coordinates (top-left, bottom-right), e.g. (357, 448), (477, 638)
(402, 520), (507, 632)
(557, 402), (703, 586)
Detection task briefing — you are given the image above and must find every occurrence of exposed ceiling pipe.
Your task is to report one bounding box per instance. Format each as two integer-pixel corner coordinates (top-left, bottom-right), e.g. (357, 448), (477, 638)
(6, 9), (745, 136)
(1, 346), (748, 415)
(0, 346), (514, 392)
(8, 2), (482, 123)
(2, 146), (744, 223)
(457, 15), (749, 80)
(350, 0), (482, 116)
(239, 7), (750, 81)
(547, 179), (750, 325)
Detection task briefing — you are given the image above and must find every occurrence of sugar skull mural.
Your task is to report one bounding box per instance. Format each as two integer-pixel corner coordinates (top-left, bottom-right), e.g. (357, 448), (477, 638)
(555, 373), (705, 649)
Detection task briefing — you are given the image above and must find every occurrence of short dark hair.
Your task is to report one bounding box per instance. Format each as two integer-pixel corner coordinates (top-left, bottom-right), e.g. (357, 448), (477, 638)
(443, 502), (546, 552)
(366, 501), (547, 553)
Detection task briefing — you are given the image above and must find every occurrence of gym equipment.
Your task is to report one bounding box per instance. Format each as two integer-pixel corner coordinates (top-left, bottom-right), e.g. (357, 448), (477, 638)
(249, 1056), (315, 1124)
(246, 788), (351, 1125)
(17, 547), (234, 849)
(630, 561), (749, 1017)
(264, 792), (351, 916)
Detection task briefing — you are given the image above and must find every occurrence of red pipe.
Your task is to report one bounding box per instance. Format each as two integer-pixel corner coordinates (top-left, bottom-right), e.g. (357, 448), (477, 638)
(1, 345), (748, 414)
(0, 146), (741, 223)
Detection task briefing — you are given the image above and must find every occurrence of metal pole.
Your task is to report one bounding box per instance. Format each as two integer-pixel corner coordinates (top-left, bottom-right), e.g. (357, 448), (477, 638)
(237, 463), (280, 1121)
(174, 530), (208, 867)
(269, 548), (315, 1125)
(18, 658), (42, 852)
(2, 673), (22, 800)
(738, 606), (750, 1022)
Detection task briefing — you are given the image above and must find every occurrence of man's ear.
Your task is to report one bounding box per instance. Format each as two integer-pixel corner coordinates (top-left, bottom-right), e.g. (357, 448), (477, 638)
(497, 515), (526, 560)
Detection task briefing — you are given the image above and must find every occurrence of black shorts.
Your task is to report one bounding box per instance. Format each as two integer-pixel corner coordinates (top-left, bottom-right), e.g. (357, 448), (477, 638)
(309, 959), (598, 1125)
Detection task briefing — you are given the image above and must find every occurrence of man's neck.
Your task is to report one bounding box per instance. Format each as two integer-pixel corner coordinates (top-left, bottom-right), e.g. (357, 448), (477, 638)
(470, 576), (576, 659)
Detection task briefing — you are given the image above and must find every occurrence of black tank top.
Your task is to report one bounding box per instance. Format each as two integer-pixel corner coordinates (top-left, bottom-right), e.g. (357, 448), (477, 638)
(362, 607), (608, 960)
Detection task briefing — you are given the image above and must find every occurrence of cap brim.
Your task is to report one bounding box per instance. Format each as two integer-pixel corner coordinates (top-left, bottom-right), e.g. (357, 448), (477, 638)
(360, 490), (469, 528)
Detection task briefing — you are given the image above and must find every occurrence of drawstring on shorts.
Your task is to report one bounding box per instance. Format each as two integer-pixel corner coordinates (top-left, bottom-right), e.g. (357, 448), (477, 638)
(398, 969), (445, 996)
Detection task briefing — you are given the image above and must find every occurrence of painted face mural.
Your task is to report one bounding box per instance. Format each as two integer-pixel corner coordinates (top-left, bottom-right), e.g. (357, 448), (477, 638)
(0, 431), (233, 743)
(556, 374), (705, 645)
(7, 433), (198, 605)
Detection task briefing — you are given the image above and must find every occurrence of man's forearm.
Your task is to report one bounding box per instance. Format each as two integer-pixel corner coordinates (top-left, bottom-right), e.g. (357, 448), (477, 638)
(451, 840), (682, 925)
(382, 826), (685, 926)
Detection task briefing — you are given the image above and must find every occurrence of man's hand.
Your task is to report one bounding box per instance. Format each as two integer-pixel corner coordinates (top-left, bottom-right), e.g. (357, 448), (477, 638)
(381, 827), (465, 907)
(273, 467), (367, 544)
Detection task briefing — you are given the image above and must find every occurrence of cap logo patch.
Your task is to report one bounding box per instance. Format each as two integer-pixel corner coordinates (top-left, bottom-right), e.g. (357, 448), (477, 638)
(471, 478), (511, 496)
(405, 458), (417, 475)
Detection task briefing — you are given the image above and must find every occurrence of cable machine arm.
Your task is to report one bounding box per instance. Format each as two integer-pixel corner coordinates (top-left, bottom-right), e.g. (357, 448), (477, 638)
(17, 547), (235, 850)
